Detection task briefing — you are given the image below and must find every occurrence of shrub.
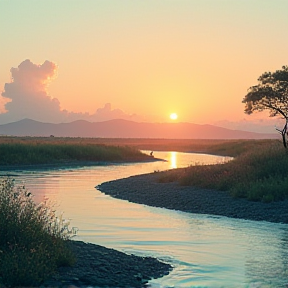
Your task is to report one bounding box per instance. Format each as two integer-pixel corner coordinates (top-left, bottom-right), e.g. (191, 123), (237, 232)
(0, 178), (76, 287)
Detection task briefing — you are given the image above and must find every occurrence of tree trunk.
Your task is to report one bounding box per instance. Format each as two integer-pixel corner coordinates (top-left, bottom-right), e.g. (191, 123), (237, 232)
(281, 121), (287, 149)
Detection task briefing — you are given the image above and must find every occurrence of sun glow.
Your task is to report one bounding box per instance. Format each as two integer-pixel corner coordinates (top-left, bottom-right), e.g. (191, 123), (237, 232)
(170, 113), (178, 120)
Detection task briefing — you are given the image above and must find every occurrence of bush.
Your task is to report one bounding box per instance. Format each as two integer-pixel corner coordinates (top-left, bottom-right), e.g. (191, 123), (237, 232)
(0, 178), (76, 287)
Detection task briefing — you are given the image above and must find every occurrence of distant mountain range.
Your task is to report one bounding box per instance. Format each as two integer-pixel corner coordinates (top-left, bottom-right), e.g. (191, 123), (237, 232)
(0, 118), (279, 139)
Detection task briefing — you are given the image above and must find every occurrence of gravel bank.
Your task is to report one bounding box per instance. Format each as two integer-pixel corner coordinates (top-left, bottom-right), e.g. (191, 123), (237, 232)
(43, 240), (172, 288)
(98, 173), (288, 224)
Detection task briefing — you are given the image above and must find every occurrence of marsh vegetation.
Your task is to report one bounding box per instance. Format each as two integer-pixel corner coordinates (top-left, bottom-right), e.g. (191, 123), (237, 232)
(158, 140), (288, 202)
(0, 137), (152, 167)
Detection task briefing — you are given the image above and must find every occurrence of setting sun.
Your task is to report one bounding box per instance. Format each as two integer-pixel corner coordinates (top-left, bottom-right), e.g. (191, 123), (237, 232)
(170, 113), (178, 120)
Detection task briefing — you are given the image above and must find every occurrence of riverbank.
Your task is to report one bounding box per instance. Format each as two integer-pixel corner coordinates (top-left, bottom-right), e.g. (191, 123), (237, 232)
(0, 157), (163, 173)
(0, 139), (156, 167)
(42, 240), (172, 288)
(98, 172), (288, 224)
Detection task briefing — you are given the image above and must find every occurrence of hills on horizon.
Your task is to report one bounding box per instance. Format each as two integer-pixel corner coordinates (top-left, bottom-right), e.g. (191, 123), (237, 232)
(0, 118), (279, 140)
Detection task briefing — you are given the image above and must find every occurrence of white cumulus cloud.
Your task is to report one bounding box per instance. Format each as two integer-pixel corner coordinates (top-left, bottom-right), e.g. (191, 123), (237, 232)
(0, 59), (141, 124)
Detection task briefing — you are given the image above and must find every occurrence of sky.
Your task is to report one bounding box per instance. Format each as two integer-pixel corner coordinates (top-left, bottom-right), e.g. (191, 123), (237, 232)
(0, 0), (288, 133)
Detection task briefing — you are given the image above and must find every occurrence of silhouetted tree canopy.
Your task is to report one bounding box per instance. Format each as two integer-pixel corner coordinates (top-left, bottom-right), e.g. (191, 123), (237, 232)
(242, 66), (288, 148)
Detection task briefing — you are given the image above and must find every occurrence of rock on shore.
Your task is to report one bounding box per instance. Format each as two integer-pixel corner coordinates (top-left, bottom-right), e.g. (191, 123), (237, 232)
(43, 240), (172, 288)
(98, 173), (288, 224)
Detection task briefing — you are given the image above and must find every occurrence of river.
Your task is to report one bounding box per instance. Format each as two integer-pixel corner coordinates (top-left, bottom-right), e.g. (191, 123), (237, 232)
(1, 151), (287, 288)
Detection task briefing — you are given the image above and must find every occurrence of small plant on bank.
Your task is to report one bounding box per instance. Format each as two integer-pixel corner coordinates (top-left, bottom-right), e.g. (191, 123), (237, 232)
(0, 178), (76, 287)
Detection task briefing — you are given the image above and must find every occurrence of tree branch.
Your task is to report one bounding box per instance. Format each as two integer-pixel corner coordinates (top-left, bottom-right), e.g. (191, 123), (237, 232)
(262, 102), (287, 119)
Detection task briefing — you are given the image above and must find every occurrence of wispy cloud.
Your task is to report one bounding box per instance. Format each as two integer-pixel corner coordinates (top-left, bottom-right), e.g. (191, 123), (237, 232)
(0, 59), (141, 124)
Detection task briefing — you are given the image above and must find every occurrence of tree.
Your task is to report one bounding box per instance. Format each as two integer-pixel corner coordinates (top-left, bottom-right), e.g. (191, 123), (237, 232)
(242, 66), (288, 148)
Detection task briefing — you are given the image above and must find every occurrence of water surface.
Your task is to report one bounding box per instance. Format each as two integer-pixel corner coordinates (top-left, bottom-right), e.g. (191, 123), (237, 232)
(2, 152), (287, 288)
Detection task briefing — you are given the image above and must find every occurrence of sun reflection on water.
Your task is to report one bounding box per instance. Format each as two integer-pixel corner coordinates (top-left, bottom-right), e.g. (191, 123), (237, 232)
(170, 151), (177, 169)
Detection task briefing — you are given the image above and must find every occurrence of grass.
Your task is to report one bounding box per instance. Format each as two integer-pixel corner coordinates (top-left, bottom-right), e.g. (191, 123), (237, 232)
(0, 136), (271, 155)
(0, 140), (152, 166)
(0, 178), (76, 287)
(158, 140), (288, 202)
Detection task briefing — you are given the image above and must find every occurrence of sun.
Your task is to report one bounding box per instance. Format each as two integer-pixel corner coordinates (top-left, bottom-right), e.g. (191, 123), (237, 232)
(170, 113), (178, 120)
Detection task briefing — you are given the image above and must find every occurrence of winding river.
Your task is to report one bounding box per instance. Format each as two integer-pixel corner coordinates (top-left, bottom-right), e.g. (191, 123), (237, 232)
(1, 151), (287, 288)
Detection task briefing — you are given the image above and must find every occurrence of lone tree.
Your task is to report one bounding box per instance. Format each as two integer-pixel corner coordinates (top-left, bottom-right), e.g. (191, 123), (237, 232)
(242, 65), (288, 148)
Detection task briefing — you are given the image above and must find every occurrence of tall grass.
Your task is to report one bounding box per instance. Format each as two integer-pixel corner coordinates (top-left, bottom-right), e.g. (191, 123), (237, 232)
(0, 136), (276, 156)
(0, 178), (76, 286)
(0, 142), (150, 166)
(159, 140), (288, 202)
(202, 139), (277, 157)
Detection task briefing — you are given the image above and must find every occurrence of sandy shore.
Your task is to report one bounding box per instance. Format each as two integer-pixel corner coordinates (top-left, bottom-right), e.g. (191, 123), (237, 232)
(42, 240), (172, 288)
(98, 172), (288, 224)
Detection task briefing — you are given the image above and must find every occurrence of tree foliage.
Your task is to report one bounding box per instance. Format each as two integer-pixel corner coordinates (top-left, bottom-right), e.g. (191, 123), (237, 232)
(242, 66), (288, 148)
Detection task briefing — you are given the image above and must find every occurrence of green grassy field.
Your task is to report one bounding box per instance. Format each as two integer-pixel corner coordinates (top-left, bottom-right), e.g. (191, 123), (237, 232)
(158, 139), (288, 202)
(0, 136), (275, 157)
(0, 137), (153, 166)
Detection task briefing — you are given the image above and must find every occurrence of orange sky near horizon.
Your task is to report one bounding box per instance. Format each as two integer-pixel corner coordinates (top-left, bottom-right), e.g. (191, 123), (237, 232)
(0, 1), (288, 132)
